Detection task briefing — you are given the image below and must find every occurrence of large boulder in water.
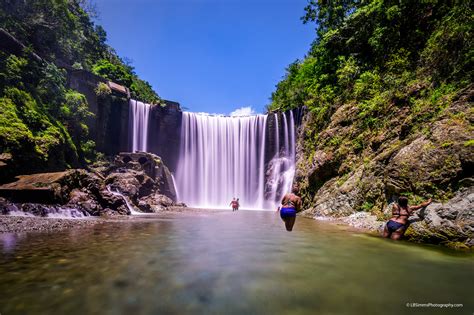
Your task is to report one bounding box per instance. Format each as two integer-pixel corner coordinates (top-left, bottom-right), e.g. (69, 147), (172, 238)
(404, 187), (474, 248)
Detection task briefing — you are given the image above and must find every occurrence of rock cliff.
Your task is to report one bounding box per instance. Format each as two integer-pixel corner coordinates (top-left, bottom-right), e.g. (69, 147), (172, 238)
(297, 86), (474, 248)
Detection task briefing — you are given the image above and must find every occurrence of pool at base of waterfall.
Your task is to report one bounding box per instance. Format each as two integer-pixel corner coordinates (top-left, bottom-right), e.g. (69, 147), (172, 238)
(0, 211), (472, 315)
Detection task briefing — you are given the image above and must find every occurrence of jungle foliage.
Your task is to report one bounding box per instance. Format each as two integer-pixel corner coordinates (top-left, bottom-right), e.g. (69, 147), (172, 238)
(0, 0), (160, 103)
(269, 0), (472, 126)
(0, 0), (161, 176)
(269, 0), (473, 209)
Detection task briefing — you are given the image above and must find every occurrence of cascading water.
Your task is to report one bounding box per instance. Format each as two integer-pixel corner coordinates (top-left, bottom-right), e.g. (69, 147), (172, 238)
(265, 111), (297, 208)
(106, 186), (143, 215)
(175, 110), (299, 209)
(129, 99), (150, 152)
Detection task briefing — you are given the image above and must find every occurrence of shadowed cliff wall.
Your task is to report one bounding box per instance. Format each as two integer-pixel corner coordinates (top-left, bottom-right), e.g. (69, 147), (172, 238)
(67, 70), (130, 155)
(147, 101), (182, 173)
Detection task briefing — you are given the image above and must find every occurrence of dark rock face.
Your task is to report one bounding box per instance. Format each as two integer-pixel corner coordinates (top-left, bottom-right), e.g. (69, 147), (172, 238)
(67, 69), (130, 155)
(0, 170), (101, 204)
(306, 151), (339, 191)
(0, 152), (183, 217)
(96, 189), (128, 215)
(108, 152), (177, 202)
(147, 101), (182, 173)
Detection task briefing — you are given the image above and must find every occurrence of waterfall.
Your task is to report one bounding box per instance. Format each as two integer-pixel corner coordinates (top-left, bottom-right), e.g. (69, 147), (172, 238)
(265, 111), (296, 208)
(129, 99), (150, 152)
(175, 111), (299, 210)
(106, 186), (143, 215)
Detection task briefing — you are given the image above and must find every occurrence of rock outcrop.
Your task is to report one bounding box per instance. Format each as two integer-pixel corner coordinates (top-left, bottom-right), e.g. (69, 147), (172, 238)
(0, 152), (183, 217)
(404, 187), (474, 248)
(297, 85), (474, 248)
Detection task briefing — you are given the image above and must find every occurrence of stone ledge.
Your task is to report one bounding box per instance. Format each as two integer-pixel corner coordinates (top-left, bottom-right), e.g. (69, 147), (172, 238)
(0, 171), (72, 203)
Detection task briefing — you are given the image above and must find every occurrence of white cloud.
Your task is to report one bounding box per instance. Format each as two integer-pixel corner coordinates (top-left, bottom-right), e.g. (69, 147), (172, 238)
(230, 106), (256, 117)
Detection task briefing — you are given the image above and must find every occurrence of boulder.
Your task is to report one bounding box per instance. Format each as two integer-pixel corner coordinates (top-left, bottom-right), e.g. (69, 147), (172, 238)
(404, 187), (474, 247)
(66, 189), (101, 216)
(0, 171), (69, 203)
(0, 197), (19, 215)
(97, 189), (126, 211)
(105, 170), (143, 198)
(0, 169), (102, 204)
(139, 193), (174, 212)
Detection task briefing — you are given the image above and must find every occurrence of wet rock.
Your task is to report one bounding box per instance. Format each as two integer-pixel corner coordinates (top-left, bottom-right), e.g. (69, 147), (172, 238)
(100, 208), (120, 217)
(111, 152), (177, 201)
(66, 189), (101, 216)
(137, 200), (152, 212)
(21, 203), (52, 217)
(0, 152), (181, 217)
(98, 189), (126, 211)
(139, 175), (155, 198)
(139, 194), (174, 212)
(158, 165), (177, 202)
(105, 170), (143, 198)
(0, 171), (69, 203)
(0, 197), (19, 215)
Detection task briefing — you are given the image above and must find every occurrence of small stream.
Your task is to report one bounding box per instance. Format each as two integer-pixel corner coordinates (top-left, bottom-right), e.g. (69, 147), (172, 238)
(0, 211), (472, 315)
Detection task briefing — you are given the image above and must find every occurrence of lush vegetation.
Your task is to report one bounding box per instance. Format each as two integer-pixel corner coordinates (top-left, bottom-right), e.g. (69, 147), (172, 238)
(269, 1), (471, 116)
(268, 1), (473, 209)
(0, 0), (160, 103)
(0, 0), (161, 177)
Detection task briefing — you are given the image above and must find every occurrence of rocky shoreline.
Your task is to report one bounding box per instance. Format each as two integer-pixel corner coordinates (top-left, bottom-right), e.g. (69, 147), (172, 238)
(0, 215), (102, 234)
(0, 152), (186, 219)
(0, 206), (203, 234)
(302, 186), (474, 250)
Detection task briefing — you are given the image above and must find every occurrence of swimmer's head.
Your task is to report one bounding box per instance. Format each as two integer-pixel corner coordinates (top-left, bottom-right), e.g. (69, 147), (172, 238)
(291, 184), (300, 194)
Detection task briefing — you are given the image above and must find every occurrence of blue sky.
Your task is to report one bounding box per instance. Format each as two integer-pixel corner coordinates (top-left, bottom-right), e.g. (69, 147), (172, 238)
(95, 0), (314, 114)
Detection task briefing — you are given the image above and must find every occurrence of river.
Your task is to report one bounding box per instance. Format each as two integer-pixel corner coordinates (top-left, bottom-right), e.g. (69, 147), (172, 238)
(0, 211), (472, 314)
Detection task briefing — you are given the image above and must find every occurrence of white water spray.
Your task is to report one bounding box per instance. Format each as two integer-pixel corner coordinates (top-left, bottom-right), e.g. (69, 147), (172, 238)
(175, 111), (298, 209)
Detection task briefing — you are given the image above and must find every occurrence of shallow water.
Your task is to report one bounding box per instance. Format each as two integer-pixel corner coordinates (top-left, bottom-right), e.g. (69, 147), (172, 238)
(0, 211), (473, 315)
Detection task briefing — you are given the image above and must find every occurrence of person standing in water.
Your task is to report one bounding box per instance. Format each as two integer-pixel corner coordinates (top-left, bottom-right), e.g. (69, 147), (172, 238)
(383, 196), (432, 240)
(230, 198), (238, 211)
(236, 198), (240, 210)
(278, 185), (302, 231)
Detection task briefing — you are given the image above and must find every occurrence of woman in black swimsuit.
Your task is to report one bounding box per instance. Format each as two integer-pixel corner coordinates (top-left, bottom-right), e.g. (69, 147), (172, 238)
(383, 196), (432, 240)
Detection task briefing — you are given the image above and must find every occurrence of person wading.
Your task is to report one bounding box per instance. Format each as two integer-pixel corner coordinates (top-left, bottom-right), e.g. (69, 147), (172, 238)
(230, 198), (238, 212)
(277, 185), (302, 231)
(383, 196), (432, 240)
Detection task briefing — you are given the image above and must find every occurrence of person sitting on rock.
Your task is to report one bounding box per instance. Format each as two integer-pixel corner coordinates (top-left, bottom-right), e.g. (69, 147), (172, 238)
(383, 196), (432, 240)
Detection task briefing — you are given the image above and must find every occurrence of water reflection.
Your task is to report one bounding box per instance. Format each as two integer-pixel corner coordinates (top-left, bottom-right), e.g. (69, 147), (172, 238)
(0, 211), (472, 315)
